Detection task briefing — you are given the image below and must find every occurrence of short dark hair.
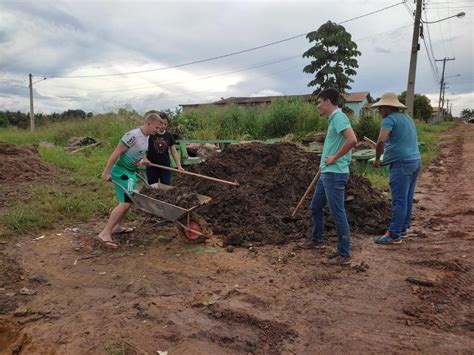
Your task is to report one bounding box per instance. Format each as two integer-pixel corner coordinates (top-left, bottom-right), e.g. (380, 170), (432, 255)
(318, 88), (340, 106)
(158, 111), (169, 122)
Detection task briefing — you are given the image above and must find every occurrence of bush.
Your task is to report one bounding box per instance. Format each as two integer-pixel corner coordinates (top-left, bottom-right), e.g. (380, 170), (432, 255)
(175, 99), (323, 140)
(353, 111), (381, 141)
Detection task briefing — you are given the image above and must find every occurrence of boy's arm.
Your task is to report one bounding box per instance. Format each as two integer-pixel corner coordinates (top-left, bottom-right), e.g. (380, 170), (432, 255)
(101, 143), (128, 181)
(170, 145), (184, 170)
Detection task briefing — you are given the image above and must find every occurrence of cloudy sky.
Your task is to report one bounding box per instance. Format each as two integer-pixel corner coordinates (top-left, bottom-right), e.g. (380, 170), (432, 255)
(1, 0), (473, 116)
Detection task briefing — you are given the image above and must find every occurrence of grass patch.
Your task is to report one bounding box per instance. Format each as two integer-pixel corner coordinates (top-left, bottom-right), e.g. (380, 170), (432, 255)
(351, 121), (454, 190)
(351, 161), (389, 191)
(1, 180), (113, 235)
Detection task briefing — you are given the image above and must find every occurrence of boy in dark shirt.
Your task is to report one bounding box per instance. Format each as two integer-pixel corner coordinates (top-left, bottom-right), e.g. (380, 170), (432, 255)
(145, 111), (183, 184)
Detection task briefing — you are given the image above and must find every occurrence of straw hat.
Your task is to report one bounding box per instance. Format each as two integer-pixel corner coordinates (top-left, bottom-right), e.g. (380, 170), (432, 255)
(371, 92), (407, 109)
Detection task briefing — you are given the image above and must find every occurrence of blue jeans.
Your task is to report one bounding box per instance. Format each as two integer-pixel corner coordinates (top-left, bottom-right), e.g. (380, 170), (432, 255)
(388, 159), (422, 237)
(311, 172), (351, 257)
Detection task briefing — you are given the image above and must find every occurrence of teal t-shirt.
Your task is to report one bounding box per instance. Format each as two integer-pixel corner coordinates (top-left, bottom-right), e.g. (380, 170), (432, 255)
(381, 112), (420, 165)
(320, 110), (352, 173)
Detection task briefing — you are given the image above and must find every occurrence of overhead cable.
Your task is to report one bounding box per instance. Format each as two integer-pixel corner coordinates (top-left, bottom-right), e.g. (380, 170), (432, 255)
(33, 1), (405, 79)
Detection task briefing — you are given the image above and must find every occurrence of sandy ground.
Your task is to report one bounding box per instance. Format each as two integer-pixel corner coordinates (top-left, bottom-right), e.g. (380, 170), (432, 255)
(1, 124), (473, 354)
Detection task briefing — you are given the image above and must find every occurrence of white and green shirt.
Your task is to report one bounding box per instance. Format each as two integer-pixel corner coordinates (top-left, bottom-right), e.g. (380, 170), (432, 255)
(116, 128), (149, 171)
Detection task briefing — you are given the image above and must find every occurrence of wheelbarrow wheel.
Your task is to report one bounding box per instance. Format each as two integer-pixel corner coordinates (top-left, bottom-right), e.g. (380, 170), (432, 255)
(178, 214), (208, 244)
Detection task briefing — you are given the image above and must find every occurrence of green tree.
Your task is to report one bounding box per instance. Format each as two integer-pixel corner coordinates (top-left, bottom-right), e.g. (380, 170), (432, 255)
(460, 108), (473, 120)
(303, 21), (361, 95)
(398, 91), (432, 122)
(0, 111), (8, 127)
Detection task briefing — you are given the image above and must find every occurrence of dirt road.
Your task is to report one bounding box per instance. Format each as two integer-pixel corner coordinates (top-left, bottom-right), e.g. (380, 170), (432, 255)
(1, 124), (473, 354)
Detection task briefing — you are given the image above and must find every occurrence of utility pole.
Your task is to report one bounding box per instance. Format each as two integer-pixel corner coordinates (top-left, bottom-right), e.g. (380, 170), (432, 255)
(28, 73), (35, 132)
(406, 0), (423, 117)
(442, 83), (447, 110)
(435, 57), (455, 121)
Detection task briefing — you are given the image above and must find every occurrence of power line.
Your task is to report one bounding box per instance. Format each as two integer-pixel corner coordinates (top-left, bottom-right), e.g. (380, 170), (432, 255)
(84, 56), (302, 94)
(422, 13), (438, 74)
(41, 24), (412, 96)
(438, 0), (455, 57)
(422, 7), (440, 83)
(33, 1), (405, 79)
(421, 36), (440, 84)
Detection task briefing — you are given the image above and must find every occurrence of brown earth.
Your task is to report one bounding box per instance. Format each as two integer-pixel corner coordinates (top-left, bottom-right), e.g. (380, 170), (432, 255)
(174, 142), (390, 246)
(0, 142), (63, 214)
(0, 124), (473, 354)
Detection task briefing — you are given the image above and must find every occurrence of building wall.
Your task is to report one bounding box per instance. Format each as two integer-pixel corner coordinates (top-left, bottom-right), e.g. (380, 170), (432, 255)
(345, 97), (368, 122)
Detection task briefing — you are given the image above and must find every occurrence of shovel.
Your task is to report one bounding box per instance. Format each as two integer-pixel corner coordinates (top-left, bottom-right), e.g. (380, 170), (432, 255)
(146, 162), (239, 186)
(363, 136), (376, 147)
(283, 168), (321, 223)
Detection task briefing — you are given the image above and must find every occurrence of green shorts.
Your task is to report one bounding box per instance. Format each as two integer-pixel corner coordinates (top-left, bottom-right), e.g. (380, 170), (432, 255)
(111, 165), (137, 203)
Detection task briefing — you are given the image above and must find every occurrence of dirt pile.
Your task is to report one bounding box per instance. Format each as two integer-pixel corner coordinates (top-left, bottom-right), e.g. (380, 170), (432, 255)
(141, 185), (201, 209)
(0, 142), (63, 183)
(174, 142), (390, 246)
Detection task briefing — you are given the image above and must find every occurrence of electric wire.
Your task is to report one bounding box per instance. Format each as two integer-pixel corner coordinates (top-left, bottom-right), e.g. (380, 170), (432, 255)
(32, 1), (406, 79)
(445, 0), (456, 57)
(44, 24), (413, 95)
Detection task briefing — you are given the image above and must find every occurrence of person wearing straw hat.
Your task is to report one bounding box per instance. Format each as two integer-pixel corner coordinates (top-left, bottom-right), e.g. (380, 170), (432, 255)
(371, 92), (421, 245)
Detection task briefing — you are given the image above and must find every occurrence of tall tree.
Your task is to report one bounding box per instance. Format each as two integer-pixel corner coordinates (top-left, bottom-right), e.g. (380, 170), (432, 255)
(303, 21), (361, 95)
(398, 91), (433, 122)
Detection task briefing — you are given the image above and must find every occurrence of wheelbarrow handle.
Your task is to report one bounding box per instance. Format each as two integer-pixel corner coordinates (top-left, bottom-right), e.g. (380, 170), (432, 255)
(136, 172), (149, 185)
(109, 178), (135, 201)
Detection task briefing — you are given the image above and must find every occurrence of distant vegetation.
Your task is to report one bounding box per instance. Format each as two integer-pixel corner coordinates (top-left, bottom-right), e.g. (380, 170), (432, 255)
(0, 109), (94, 129)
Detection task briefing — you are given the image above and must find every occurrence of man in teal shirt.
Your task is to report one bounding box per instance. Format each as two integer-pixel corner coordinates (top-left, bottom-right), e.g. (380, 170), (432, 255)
(372, 92), (421, 245)
(303, 88), (357, 265)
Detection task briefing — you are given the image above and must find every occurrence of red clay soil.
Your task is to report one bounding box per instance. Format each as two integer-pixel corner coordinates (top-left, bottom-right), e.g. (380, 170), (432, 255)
(0, 125), (472, 354)
(174, 142), (390, 246)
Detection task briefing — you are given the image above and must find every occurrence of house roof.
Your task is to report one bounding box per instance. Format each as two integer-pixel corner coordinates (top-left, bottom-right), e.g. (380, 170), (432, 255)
(212, 94), (314, 105)
(343, 92), (373, 103)
(180, 92), (373, 107)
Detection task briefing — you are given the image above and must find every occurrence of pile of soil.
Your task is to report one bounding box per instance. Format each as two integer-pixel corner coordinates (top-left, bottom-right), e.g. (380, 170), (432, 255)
(174, 142), (390, 246)
(140, 185), (201, 209)
(0, 142), (63, 183)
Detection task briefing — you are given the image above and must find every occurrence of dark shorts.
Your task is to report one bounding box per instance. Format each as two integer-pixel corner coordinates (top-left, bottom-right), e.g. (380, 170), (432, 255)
(146, 166), (172, 185)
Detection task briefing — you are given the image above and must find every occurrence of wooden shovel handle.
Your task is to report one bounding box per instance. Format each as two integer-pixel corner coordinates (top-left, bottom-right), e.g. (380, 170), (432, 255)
(147, 162), (239, 186)
(291, 169), (321, 217)
(363, 136), (376, 147)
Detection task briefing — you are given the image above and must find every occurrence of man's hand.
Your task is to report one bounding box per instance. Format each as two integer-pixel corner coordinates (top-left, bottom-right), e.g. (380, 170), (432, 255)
(373, 159), (381, 168)
(176, 165), (185, 171)
(101, 171), (111, 181)
(325, 155), (337, 165)
(141, 157), (151, 166)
